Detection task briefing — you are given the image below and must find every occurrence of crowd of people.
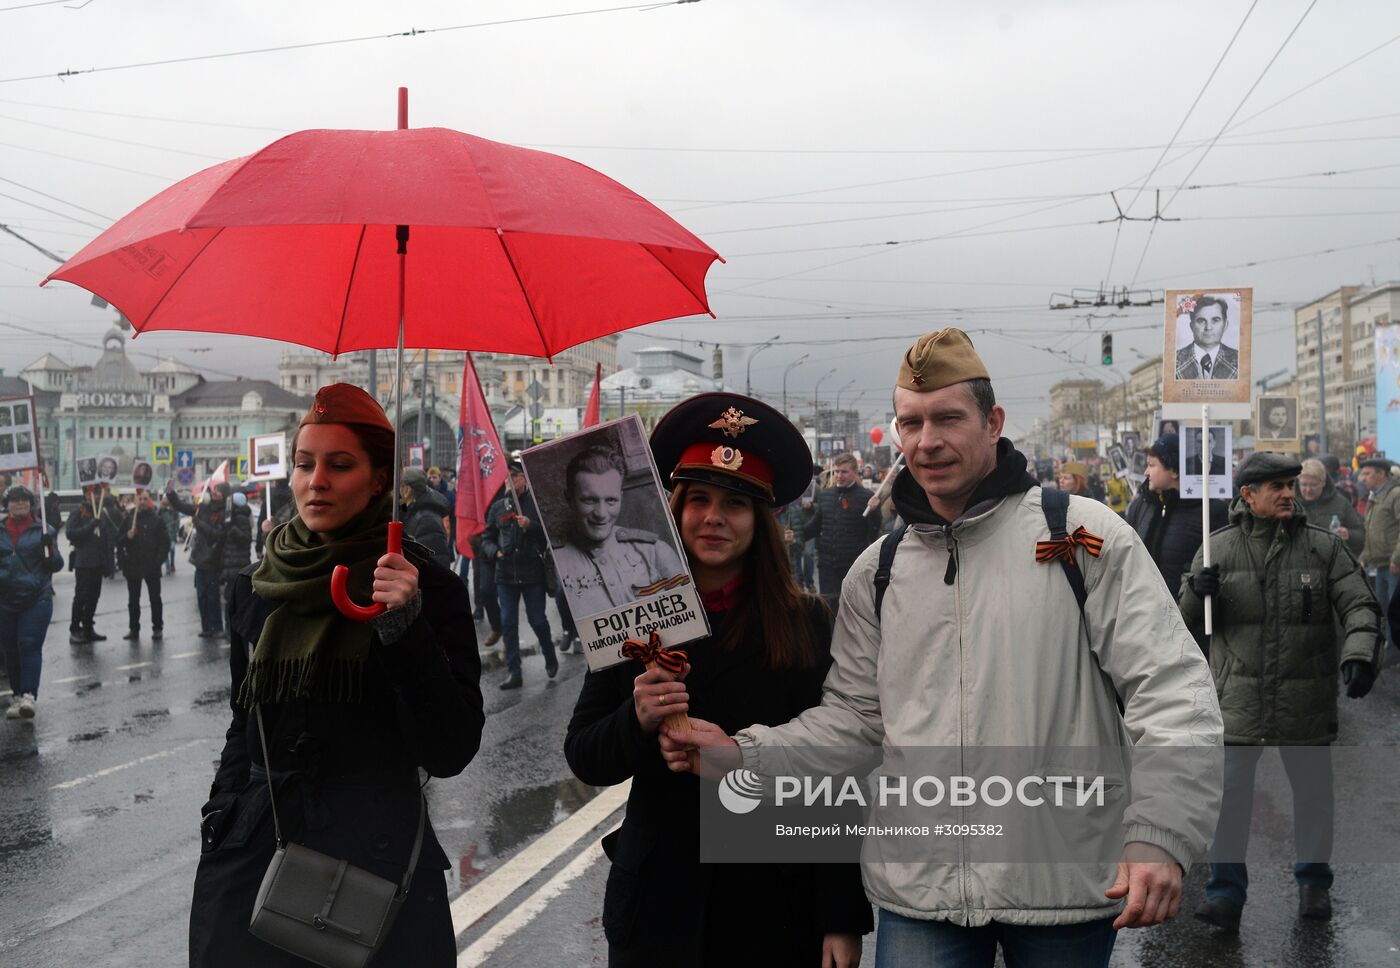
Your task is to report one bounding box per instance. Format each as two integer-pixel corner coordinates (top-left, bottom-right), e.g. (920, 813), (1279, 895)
(1, 321), (1393, 966)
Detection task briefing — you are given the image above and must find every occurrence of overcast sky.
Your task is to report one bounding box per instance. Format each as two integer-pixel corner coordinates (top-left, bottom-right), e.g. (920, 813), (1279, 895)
(2, 0), (1398, 439)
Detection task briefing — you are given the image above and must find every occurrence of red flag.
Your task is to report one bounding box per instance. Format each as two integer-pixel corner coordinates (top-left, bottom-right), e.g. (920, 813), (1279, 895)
(455, 354), (508, 558)
(583, 361), (602, 429)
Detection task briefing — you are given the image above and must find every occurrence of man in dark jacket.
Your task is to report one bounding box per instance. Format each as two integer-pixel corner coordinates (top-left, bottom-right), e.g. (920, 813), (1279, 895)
(168, 481), (231, 638)
(400, 467), (453, 570)
(1124, 433), (1228, 601)
(803, 453), (881, 611)
(1181, 452), (1381, 932)
(480, 464), (556, 690)
(65, 484), (121, 644)
(220, 492), (253, 624)
(117, 489), (171, 640)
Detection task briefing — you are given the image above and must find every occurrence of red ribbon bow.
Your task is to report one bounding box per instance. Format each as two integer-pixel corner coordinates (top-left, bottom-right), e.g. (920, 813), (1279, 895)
(1035, 526), (1105, 564)
(621, 632), (688, 675)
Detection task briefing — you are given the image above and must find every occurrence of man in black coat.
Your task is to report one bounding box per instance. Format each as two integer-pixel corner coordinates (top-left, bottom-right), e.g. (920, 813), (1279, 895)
(1124, 433), (1228, 609)
(400, 467), (453, 570)
(480, 464), (556, 690)
(168, 481), (232, 638)
(803, 453), (881, 611)
(117, 489), (171, 640)
(65, 484), (122, 644)
(220, 492), (253, 625)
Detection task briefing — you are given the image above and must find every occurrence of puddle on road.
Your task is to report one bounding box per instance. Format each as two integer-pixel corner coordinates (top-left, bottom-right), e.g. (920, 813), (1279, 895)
(68, 727), (110, 743)
(192, 686), (230, 708)
(0, 823), (53, 861)
(75, 681), (103, 696)
(81, 805), (118, 820)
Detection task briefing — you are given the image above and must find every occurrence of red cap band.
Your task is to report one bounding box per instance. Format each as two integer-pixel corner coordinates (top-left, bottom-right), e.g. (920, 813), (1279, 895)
(673, 441), (774, 499)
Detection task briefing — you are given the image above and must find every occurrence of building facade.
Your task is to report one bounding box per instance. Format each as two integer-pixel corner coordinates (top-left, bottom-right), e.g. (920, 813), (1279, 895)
(1047, 378), (1105, 457)
(1295, 286), (1361, 443)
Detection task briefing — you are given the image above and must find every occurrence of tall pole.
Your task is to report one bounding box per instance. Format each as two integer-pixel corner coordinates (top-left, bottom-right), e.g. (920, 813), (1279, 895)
(814, 367), (836, 439)
(417, 350), (428, 464)
(1316, 310), (1328, 453)
(746, 336), (780, 396)
(367, 350), (377, 403)
(783, 353), (809, 417)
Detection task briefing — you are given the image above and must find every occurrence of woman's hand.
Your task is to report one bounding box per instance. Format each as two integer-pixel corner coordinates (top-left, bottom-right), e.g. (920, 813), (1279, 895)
(658, 717), (741, 778)
(372, 552), (419, 610)
(822, 933), (862, 968)
(633, 663), (690, 735)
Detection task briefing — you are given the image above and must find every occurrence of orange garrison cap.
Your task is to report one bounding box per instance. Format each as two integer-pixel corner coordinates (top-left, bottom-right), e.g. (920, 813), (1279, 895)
(299, 383), (393, 434)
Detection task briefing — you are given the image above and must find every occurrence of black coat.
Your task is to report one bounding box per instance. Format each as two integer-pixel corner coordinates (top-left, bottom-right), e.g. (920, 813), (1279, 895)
(116, 507), (171, 580)
(564, 600), (872, 967)
(220, 504), (253, 578)
(1124, 486), (1229, 595)
(64, 497), (121, 572)
(480, 490), (548, 586)
(403, 488), (453, 570)
(188, 555), (485, 967)
(169, 491), (227, 573)
(803, 484), (881, 591)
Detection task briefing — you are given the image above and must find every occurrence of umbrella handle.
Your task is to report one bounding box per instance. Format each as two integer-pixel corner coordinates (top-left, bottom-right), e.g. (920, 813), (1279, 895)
(330, 521), (404, 622)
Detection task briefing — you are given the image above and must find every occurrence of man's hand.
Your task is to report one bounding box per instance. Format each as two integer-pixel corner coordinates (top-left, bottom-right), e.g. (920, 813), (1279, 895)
(1188, 564), (1220, 598)
(1343, 660), (1376, 699)
(822, 933), (861, 968)
(260, 518), (274, 535)
(1390, 562), (1400, 577)
(1335, 526), (1350, 541)
(516, 514), (531, 530)
(1105, 842), (1182, 929)
(866, 494), (881, 511)
(372, 552), (419, 611)
(658, 717), (742, 778)
(632, 663), (690, 735)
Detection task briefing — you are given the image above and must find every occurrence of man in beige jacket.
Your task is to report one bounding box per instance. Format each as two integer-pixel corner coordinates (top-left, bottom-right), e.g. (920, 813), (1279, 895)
(659, 330), (1223, 967)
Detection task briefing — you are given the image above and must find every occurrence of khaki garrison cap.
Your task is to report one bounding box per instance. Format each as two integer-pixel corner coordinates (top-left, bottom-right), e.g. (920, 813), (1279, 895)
(896, 328), (991, 392)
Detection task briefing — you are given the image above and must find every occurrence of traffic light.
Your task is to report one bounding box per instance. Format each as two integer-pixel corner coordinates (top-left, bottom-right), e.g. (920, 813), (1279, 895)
(1101, 333), (1113, 365)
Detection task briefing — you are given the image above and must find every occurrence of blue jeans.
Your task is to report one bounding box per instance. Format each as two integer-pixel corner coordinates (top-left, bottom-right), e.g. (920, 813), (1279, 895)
(874, 909), (1116, 968)
(1373, 569), (1395, 647)
(194, 568), (223, 633)
(1, 596), (53, 697)
(1207, 745), (1334, 904)
(496, 582), (553, 677)
(789, 540), (814, 589)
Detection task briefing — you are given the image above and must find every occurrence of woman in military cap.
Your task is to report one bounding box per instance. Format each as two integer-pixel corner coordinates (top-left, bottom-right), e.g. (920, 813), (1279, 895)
(189, 383), (484, 967)
(564, 392), (872, 968)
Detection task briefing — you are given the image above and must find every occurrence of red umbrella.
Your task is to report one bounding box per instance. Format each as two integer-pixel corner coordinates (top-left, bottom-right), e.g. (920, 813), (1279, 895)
(44, 89), (722, 619)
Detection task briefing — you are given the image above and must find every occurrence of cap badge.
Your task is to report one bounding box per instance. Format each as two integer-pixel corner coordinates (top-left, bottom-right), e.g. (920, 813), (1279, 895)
(709, 406), (758, 439)
(711, 445), (744, 471)
(911, 373), (925, 386)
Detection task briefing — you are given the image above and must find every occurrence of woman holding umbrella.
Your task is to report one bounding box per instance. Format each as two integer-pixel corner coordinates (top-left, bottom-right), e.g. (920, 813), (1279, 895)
(564, 392), (872, 967)
(189, 384), (484, 967)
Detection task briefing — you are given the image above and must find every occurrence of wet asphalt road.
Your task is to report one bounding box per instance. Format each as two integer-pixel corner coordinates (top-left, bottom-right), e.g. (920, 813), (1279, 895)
(2, 570), (1398, 967)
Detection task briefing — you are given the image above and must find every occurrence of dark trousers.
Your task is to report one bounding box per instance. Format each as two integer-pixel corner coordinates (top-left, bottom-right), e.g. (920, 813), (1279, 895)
(126, 571), (163, 631)
(555, 586), (578, 639)
(789, 540), (814, 591)
(474, 564), (501, 633)
(874, 909), (1115, 968)
(70, 566), (103, 633)
(1207, 744), (1335, 904)
(194, 568), (223, 633)
(497, 582), (553, 677)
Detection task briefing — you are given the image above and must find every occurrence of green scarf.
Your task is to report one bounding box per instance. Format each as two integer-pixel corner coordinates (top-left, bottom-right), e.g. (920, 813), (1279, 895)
(239, 494), (393, 707)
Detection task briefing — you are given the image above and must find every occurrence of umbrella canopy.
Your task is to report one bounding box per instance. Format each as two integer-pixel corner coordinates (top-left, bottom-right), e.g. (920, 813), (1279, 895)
(43, 127), (721, 357)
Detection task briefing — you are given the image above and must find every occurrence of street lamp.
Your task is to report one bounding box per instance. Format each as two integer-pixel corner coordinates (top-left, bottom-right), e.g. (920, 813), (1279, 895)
(835, 379), (857, 414)
(813, 367), (837, 432)
(745, 335), (780, 396)
(782, 353), (809, 416)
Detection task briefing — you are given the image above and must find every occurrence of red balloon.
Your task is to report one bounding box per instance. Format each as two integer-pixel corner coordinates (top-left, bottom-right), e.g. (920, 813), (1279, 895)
(870, 426), (884, 445)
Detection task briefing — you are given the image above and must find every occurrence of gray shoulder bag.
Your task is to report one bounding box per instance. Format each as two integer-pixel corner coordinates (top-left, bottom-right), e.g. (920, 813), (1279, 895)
(248, 704), (425, 968)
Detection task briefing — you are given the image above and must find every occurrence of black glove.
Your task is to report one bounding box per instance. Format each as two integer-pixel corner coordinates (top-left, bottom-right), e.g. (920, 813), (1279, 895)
(1189, 564), (1220, 598)
(40, 533), (53, 552)
(1342, 660), (1375, 699)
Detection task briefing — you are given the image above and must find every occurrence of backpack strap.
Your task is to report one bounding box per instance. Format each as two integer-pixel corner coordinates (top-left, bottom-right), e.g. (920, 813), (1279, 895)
(1040, 488), (1088, 618)
(872, 523), (908, 620)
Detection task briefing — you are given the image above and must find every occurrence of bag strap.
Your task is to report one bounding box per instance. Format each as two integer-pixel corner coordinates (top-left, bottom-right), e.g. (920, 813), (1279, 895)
(253, 703), (426, 896)
(872, 523), (909, 620)
(1040, 488), (1088, 617)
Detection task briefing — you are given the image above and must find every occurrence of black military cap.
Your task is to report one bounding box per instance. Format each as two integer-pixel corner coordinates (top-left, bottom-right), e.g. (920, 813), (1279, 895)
(649, 392), (812, 506)
(1236, 452), (1302, 487)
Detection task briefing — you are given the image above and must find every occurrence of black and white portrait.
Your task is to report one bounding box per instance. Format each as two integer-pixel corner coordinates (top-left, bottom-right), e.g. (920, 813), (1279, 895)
(1121, 432), (1140, 456)
(1179, 424), (1233, 499)
(76, 457), (98, 486)
(1130, 451), (1148, 477)
(96, 455), (119, 484)
(251, 432), (287, 480)
(1256, 395), (1298, 442)
(1173, 292), (1242, 381)
(1108, 444), (1128, 478)
(521, 414), (707, 668)
(132, 460), (153, 488)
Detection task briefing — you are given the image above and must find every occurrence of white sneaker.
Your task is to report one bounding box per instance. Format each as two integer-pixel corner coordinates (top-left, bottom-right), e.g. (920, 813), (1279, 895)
(17, 694), (35, 718)
(4, 699), (19, 720)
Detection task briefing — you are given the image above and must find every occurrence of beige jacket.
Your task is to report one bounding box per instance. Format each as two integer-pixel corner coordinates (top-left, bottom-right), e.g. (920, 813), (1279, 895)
(736, 488), (1222, 926)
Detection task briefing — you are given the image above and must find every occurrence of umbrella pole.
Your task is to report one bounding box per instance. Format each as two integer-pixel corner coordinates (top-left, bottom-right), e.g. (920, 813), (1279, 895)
(391, 224), (409, 527)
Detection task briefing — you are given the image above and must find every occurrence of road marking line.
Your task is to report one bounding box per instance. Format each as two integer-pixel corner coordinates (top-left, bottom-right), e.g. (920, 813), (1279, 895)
(53, 674), (92, 684)
(170, 650), (200, 659)
(49, 738), (212, 791)
(456, 825), (614, 967)
(449, 780), (629, 937)
(115, 661), (153, 671)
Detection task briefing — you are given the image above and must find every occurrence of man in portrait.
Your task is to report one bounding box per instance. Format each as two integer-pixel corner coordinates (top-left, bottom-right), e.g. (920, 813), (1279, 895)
(550, 443), (686, 617)
(1185, 429), (1227, 477)
(1175, 295), (1240, 381)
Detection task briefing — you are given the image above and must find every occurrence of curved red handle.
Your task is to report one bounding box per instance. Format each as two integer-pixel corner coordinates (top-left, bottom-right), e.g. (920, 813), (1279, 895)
(330, 522), (404, 622)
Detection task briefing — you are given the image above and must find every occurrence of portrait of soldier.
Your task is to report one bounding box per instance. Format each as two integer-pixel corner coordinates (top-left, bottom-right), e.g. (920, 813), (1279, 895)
(1175, 295), (1240, 381)
(1185, 428), (1227, 477)
(551, 443), (686, 617)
